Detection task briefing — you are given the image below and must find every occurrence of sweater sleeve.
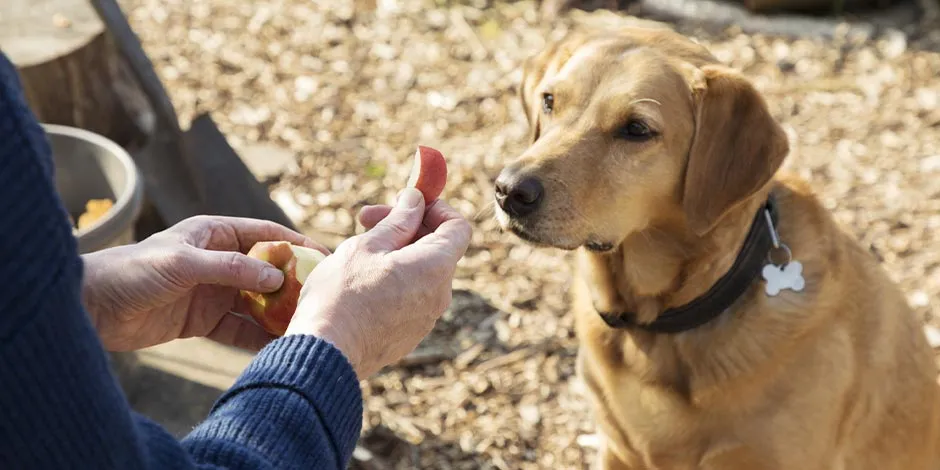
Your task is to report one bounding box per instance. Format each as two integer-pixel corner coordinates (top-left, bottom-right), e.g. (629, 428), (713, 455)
(0, 51), (362, 469)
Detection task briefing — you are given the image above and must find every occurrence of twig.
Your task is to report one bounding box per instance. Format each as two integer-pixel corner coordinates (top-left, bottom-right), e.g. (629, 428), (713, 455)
(454, 343), (487, 369)
(449, 8), (488, 61)
(474, 345), (545, 373)
(374, 405), (426, 444)
(397, 346), (454, 367)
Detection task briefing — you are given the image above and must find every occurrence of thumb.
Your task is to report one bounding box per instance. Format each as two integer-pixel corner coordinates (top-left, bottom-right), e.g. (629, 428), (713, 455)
(362, 187), (426, 251)
(183, 247), (286, 292)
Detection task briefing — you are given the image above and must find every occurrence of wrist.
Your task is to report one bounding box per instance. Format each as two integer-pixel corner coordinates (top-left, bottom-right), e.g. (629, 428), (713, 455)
(79, 252), (103, 328)
(285, 320), (362, 379)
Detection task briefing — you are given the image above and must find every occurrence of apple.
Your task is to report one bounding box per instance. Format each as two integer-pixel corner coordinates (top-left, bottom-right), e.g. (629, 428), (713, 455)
(239, 241), (327, 336)
(406, 145), (447, 203)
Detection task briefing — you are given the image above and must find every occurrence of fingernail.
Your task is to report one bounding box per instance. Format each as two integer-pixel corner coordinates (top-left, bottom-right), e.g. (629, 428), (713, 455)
(397, 187), (423, 208)
(259, 266), (284, 290)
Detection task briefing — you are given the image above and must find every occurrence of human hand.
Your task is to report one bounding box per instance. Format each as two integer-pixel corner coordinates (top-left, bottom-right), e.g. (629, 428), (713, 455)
(81, 215), (328, 352)
(287, 187), (472, 379)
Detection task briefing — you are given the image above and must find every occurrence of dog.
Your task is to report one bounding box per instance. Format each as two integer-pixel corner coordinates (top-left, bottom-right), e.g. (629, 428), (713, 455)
(493, 26), (940, 470)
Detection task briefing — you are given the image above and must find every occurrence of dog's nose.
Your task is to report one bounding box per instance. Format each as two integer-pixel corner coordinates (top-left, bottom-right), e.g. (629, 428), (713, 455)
(495, 169), (543, 217)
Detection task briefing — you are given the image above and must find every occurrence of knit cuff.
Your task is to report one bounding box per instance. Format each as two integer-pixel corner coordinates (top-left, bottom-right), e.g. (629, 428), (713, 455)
(213, 335), (363, 459)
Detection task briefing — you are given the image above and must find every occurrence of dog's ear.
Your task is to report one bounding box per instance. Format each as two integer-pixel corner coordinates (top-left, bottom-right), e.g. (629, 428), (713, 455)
(682, 65), (789, 235)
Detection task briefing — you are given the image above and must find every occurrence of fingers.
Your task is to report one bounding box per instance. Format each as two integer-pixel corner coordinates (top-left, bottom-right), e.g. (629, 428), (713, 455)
(421, 199), (466, 233)
(360, 188), (427, 251)
(183, 248), (286, 293)
(175, 215), (330, 255)
(206, 312), (277, 352)
(396, 201), (472, 265)
(410, 215), (473, 263)
(358, 205), (392, 229)
(224, 217), (329, 254)
(358, 199), (453, 231)
(360, 198), (471, 262)
(359, 204), (435, 242)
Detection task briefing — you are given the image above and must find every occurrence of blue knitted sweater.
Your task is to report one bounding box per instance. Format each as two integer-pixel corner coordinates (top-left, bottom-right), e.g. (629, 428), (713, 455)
(0, 51), (362, 468)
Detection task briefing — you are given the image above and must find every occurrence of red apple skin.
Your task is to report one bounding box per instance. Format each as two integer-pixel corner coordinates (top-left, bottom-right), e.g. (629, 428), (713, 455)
(238, 241), (310, 336)
(406, 145), (447, 203)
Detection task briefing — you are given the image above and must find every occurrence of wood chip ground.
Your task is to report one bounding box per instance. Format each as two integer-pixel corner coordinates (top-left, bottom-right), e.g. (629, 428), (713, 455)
(118, 0), (940, 467)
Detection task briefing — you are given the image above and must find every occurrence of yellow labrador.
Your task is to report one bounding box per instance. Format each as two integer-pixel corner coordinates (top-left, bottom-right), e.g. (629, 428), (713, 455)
(494, 26), (940, 470)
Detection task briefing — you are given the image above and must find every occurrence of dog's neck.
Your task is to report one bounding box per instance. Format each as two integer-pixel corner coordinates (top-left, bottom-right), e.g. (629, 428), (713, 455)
(583, 190), (775, 333)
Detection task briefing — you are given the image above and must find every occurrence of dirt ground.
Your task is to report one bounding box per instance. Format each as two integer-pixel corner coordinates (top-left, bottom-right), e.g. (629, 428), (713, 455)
(117, 0), (940, 468)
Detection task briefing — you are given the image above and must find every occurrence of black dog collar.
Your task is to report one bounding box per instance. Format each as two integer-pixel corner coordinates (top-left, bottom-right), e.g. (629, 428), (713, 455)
(597, 194), (779, 334)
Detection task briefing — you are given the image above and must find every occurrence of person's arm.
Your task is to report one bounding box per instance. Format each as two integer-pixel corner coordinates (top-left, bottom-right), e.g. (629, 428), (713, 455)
(0, 51), (361, 469)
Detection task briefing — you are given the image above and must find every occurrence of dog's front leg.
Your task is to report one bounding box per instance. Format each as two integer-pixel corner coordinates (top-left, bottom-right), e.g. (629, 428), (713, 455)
(594, 437), (643, 470)
(574, 337), (645, 470)
(591, 432), (652, 470)
(699, 441), (778, 470)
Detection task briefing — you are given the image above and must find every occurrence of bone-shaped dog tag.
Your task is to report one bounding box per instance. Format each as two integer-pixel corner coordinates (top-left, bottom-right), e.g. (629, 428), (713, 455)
(762, 261), (805, 296)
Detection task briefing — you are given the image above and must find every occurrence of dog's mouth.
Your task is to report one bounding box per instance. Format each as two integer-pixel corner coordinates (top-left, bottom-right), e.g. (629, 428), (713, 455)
(502, 219), (579, 250)
(507, 224), (556, 246)
(495, 204), (614, 252)
(584, 240), (615, 252)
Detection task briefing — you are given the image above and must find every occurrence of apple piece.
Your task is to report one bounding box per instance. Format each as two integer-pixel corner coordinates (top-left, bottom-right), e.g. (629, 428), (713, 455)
(238, 241), (327, 336)
(406, 145), (447, 203)
(77, 198), (114, 230)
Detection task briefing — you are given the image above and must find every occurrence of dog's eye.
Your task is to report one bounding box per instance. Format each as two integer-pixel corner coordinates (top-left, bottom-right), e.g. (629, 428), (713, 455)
(542, 93), (554, 114)
(617, 120), (656, 141)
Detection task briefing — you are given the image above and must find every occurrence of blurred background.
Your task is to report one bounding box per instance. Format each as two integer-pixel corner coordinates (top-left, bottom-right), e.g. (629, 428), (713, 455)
(2, 0), (940, 468)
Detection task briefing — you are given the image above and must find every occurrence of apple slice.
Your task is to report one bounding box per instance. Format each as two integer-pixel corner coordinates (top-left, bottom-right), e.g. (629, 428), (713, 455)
(406, 145), (447, 203)
(238, 241), (327, 336)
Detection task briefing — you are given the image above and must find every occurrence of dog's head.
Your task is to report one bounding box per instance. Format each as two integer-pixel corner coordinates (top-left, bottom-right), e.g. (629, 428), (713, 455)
(495, 27), (789, 251)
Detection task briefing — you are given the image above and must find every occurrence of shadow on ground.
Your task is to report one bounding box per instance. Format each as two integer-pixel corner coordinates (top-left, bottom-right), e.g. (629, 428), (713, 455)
(110, 351), (225, 438)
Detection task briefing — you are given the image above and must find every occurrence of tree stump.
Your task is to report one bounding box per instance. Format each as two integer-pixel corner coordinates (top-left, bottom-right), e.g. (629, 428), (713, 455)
(0, 0), (152, 150)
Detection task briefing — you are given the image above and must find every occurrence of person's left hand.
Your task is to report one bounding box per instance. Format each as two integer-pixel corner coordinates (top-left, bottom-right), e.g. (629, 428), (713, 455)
(81, 215), (328, 352)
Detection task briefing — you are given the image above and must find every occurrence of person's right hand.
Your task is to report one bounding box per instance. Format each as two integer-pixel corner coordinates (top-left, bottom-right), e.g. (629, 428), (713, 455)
(286, 187), (472, 379)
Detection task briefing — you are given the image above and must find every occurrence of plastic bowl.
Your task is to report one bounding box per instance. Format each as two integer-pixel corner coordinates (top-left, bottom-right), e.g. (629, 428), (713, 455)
(45, 124), (144, 253)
